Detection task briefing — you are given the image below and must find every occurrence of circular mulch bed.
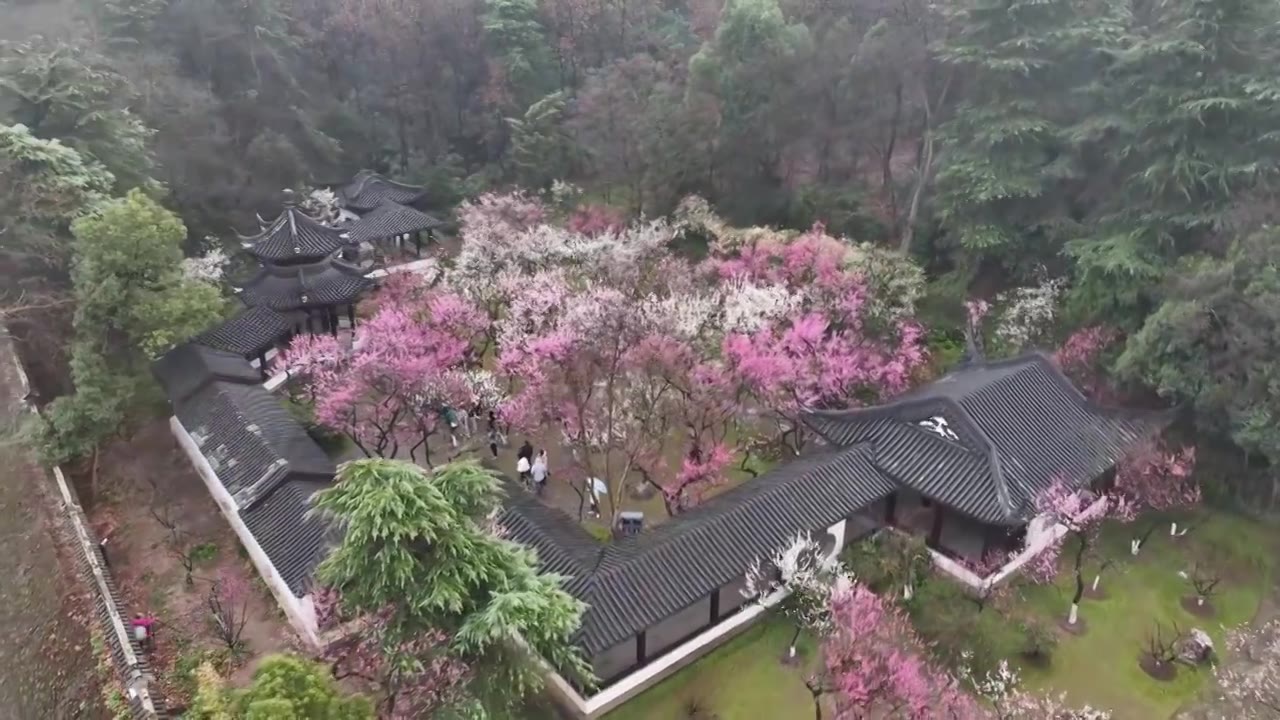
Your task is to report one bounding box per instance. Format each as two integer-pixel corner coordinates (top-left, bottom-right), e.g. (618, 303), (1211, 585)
(1181, 595), (1216, 618)
(1084, 585), (1109, 600)
(1020, 652), (1052, 670)
(1058, 616), (1089, 636)
(1139, 655), (1178, 681)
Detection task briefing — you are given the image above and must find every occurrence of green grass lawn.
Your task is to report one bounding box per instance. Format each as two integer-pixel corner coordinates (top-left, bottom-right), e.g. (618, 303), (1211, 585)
(604, 617), (817, 720)
(1012, 510), (1275, 719)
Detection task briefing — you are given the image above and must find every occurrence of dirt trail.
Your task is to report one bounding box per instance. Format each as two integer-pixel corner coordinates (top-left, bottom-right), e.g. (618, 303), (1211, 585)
(0, 336), (101, 718)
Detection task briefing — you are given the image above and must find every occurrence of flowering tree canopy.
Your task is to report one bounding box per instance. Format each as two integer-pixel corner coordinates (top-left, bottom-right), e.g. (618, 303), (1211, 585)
(822, 582), (977, 719)
(1031, 479), (1134, 626)
(295, 192), (927, 520)
(1114, 440), (1199, 554)
(287, 288), (489, 463)
(744, 532), (848, 659)
(1217, 618), (1280, 718)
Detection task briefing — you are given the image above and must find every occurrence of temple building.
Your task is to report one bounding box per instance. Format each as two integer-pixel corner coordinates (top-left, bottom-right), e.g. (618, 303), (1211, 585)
(345, 200), (446, 257)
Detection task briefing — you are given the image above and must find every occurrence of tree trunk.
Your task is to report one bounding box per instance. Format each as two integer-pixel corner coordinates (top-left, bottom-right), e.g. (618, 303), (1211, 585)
(882, 82), (903, 234)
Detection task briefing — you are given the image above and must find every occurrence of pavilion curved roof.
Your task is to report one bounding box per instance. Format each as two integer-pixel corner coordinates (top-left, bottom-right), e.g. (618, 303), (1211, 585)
(239, 205), (350, 265)
(345, 201), (446, 243)
(337, 171), (426, 213)
(236, 257), (373, 312)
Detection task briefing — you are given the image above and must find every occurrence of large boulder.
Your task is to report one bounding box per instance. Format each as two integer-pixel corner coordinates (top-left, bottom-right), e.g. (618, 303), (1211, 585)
(1176, 628), (1214, 665)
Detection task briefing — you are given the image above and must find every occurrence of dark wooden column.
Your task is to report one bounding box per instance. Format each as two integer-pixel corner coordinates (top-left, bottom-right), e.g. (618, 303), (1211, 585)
(710, 590), (721, 623)
(414, 231), (422, 257)
(328, 306), (339, 336)
(928, 506), (944, 548)
(347, 304), (357, 329)
(885, 491), (898, 524)
(257, 350), (268, 379)
(636, 631), (647, 664)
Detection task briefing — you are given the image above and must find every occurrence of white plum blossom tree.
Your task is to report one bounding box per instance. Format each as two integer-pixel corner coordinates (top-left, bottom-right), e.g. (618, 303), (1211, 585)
(181, 247), (228, 284)
(744, 532), (849, 661)
(993, 276), (1066, 352)
(965, 658), (1112, 720)
(1217, 619), (1280, 718)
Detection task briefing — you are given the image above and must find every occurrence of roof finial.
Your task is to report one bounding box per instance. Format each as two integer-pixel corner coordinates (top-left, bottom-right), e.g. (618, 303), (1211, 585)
(282, 188), (297, 207)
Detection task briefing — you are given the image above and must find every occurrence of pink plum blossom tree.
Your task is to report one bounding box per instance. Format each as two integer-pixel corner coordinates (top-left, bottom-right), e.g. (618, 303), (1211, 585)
(820, 582), (978, 720)
(1113, 440), (1199, 555)
(1031, 479), (1135, 629)
(286, 287), (489, 464)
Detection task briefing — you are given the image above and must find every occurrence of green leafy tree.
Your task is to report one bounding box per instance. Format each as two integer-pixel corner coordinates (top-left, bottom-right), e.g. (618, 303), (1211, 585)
(1066, 0), (1280, 325)
(506, 91), (577, 190)
(38, 190), (225, 463)
(0, 40), (156, 192)
(482, 0), (556, 109)
(0, 123), (113, 260)
(689, 0), (811, 222)
(314, 458), (592, 713)
(189, 655), (374, 720)
(1117, 228), (1280, 507)
(935, 0), (1125, 272)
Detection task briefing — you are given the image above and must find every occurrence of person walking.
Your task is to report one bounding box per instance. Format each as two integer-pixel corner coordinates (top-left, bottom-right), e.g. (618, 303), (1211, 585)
(531, 450), (548, 496)
(516, 453), (532, 487)
(132, 613), (157, 653)
(487, 426), (501, 459)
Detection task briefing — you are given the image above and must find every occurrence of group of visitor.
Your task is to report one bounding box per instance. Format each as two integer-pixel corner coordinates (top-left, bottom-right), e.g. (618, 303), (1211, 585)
(516, 441), (549, 496)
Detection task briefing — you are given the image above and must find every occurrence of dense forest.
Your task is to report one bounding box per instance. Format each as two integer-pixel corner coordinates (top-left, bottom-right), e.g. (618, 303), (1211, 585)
(3, 0), (1280, 510)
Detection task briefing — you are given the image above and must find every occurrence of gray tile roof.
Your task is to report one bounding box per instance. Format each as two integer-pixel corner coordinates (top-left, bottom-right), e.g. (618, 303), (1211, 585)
(152, 343), (263, 403)
(193, 306), (303, 357)
(239, 206), (351, 265)
(806, 353), (1171, 524)
(175, 380), (334, 510)
(338, 171), (426, 213)
(236, 258), (373, 312)
(501, 445), (895, 656)
(241, 479), (334, 596)
(345, 201), (445, 244)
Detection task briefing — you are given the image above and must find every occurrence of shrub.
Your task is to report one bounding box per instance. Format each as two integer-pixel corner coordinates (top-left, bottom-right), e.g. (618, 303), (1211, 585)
(909, 579), (1021, 677)
(1018, 618), (1058, 664)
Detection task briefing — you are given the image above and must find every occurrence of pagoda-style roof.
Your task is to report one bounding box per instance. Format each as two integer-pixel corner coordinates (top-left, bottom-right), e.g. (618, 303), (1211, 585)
(337, 171), (426, 213)
(236, 257), (373, 312)
(239, 200), (350, 266)
(193, 306), (305, 357)
(344, 201), (446, 243)
(805, 353), (1173, 525)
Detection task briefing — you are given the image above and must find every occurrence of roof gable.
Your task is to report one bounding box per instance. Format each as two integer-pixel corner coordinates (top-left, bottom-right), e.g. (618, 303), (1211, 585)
(806, 352), (1170, 523)
(176, 380), (334, 510)
(152, 343), (262, 403)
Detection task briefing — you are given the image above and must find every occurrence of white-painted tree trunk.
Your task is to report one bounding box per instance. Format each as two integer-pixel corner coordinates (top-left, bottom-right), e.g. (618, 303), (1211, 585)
(1170, 522), (1178, 536)
(788, 645), (797, 659)
(903, 584), (913, 601)
(1197, 596), (1204, 607)
(1092, 575), (1101, 592)
(1131, 538), (1142, 555)
(1068, 603), (1079, 625)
